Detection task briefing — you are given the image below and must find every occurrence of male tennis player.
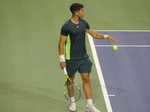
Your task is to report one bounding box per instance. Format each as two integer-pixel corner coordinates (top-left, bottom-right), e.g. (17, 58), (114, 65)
(58, 3), (118, 112)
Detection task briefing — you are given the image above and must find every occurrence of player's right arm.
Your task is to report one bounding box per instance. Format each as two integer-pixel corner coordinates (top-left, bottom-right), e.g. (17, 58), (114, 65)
(58, 34), (67, 70)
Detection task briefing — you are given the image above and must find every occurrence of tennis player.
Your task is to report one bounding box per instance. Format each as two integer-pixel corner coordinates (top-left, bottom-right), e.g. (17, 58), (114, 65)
(58, 3), (118, 112)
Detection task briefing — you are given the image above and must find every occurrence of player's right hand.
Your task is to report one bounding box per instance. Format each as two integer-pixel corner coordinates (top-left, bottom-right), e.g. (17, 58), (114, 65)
(60, 62), (66, 70)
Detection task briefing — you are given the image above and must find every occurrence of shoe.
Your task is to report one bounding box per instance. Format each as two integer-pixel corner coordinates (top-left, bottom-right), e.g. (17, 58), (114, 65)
(86, 104), (100, 112)
(69, 102), (76, 111)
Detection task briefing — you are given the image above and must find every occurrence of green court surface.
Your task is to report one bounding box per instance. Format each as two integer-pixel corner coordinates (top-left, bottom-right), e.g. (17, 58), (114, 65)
(0, 0), (150, 112)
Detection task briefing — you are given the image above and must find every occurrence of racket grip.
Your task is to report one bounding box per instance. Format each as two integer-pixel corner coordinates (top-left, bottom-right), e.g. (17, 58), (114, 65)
(63, 67), (67, 75)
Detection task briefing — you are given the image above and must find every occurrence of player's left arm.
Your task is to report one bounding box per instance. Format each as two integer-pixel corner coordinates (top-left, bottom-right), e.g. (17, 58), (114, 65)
(86, 28), (118, 43)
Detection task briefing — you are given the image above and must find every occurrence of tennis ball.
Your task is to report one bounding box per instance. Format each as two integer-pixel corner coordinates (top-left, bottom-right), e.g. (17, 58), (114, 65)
(113, 45), (118, 50)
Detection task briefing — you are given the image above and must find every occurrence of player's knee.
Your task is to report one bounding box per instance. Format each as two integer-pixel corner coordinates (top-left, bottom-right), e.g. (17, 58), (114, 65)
(82, 77), (90, 83)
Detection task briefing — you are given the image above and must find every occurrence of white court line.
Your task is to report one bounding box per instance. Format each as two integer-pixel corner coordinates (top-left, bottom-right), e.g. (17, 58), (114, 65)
(108, 95), (116, 96)
(94, 30), (150, 32)
(87, 34), (113, 112)
(95, 45), (150, 47)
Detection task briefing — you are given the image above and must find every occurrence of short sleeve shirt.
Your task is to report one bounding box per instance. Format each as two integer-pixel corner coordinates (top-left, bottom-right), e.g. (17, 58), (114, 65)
(61, 19), (90, 60)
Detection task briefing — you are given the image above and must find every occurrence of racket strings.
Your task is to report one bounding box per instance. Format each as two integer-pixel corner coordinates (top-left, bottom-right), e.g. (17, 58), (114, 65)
(64, 82), (81, 102)
(66, 82), (74, 97)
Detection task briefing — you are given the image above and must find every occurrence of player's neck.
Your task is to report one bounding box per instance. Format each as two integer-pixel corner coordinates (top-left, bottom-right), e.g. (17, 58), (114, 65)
(70, 15), (80, 24)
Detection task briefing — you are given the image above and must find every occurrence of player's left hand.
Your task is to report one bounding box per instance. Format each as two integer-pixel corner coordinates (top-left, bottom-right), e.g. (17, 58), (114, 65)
(107, 36), (118, 43)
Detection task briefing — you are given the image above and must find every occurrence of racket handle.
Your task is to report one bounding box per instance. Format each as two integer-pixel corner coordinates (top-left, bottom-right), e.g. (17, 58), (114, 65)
(63, 67), (67, 75)
(64, 67), (72, 82)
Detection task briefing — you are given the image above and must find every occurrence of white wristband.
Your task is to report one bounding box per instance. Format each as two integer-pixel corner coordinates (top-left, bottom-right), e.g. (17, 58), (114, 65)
(60, 55), (65, 62)
(104, 35), (109, 39)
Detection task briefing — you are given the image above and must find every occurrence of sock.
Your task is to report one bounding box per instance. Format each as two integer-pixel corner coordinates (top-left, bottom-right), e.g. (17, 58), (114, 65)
(70, 96), (75, 102)
(87, 99), (93, 105)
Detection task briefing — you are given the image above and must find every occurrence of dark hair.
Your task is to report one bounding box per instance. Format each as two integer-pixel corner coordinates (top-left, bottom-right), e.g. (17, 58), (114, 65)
(70, 3), (84, 15)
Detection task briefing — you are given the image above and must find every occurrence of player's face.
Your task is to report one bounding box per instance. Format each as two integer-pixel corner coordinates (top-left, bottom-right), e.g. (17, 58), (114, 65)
(76, 8), (85, 18)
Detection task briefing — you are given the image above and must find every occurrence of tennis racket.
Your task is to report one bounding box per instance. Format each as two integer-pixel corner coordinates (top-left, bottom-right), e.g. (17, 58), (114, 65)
(63, 67), (81, 102)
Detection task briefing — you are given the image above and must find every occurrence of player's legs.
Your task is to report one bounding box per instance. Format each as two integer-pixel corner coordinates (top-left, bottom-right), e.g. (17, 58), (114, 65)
(66, 58), (100, 111)
(79, 59), (100, 112)
(78, 58), (92, 100)
(67, 74), (75, 98)
(66, 59), (81, 111)
(67, 74), (76, 111)
(66, 60), (78, 102)
(80, 73), (92, 99)
(80, 73), (100, 112)
(68, 74), (75, 80)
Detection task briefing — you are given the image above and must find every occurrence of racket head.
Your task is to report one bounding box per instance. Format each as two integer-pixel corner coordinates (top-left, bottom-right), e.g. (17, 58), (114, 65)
(63, 81), (81, 102)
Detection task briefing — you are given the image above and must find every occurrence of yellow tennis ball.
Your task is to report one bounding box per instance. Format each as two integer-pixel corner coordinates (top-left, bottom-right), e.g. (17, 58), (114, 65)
(113, 45), (118, 50)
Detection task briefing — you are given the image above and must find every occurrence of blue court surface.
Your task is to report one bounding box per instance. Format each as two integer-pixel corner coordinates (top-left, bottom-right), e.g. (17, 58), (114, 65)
(88, 31), (150, 112)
